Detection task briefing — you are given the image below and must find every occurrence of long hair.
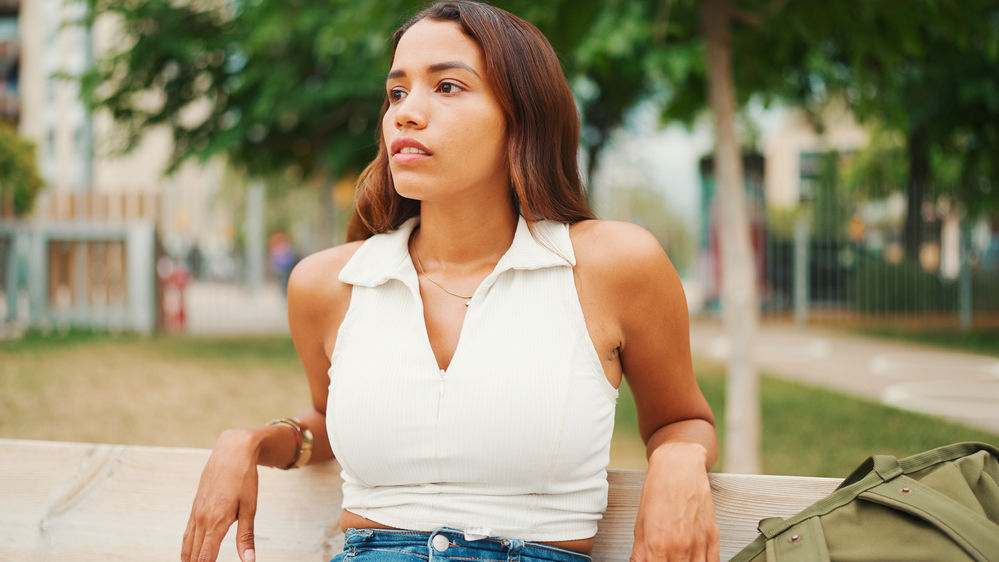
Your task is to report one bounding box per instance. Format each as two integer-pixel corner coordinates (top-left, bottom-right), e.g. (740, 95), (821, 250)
(346, 0), (594, 242)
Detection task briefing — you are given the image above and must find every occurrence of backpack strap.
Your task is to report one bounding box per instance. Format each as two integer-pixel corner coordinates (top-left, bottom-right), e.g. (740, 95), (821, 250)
(861, 475), (999, 562)
(838, 442), (999, 490)
(897, 442), (999, 474)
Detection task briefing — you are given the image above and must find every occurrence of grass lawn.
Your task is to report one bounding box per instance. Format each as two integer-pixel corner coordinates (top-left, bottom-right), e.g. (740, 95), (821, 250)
(854, 327), (999, 358)
(3, 333), (997, 477)
(613, 357), (999, 476)
(0, 332), (309, 448)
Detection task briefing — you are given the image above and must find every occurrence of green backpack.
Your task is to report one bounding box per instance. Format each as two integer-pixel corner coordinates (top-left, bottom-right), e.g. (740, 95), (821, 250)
(730, 442), (999, 562)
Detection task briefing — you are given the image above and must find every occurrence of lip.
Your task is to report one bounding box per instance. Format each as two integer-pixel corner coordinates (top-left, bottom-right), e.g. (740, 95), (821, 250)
(390, 137), (433, 157)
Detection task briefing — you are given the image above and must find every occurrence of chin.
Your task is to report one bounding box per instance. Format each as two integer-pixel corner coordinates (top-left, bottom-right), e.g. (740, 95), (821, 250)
(391, 177), (433, 202)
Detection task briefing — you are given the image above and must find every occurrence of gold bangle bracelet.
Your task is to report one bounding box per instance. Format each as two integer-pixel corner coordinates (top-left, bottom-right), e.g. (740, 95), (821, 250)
(290, 417), (314, 469)
(268, 418), (311, 470)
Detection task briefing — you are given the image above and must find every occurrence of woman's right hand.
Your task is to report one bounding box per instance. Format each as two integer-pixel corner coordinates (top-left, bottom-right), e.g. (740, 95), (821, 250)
(181, 429), (262, 562)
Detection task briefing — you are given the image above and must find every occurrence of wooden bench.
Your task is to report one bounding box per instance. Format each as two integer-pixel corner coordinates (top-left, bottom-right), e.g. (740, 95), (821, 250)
(0, 439), (842, 561)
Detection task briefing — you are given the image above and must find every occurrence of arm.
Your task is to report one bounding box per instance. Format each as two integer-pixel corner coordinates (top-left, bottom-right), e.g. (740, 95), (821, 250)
(573, 221), (719, 562)
(181, 243), (360, 562)
(620, 227), (718, 562)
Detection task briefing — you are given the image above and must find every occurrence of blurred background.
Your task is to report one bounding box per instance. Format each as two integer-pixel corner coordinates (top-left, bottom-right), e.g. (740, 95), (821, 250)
(0, 0), (997, 474)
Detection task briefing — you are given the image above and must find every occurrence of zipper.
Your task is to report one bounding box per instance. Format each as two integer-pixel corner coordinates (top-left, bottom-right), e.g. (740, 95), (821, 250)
(436, 368), (446, 420)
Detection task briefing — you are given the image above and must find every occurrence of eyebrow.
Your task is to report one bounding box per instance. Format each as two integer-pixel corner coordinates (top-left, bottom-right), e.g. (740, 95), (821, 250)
(386, 61), (481, 81)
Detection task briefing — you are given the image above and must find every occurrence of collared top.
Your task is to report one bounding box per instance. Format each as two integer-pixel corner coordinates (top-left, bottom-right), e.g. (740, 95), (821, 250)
(328, 215), (618, 542)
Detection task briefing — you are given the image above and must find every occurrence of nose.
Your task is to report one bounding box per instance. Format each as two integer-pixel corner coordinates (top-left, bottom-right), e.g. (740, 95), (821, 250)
(394, 91), (428, 130)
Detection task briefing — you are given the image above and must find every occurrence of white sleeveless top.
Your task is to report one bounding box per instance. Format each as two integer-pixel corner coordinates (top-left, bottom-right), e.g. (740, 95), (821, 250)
(328, 216), (618, 542)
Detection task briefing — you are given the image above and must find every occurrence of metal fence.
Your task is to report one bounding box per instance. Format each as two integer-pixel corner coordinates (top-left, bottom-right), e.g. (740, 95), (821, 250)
(701, 152), (999, 328)
(0, 191), (159, 335)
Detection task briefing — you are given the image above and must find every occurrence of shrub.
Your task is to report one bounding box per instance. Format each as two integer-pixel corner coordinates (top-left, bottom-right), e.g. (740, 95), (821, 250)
(0, 122), (44, 216)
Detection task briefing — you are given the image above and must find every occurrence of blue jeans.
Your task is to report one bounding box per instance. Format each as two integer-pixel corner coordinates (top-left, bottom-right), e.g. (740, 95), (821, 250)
(331, 528), (593, 562)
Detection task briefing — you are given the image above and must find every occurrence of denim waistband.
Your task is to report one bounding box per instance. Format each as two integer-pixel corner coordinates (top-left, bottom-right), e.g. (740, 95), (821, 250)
(336, 527), (593, 562)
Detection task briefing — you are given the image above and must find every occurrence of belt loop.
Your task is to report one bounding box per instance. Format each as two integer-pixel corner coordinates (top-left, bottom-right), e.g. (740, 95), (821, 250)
(428, 528), (454, 562)
(503, 538), (525, 562)
(427, 530), (438, 562)
(345, 528), (374, 553)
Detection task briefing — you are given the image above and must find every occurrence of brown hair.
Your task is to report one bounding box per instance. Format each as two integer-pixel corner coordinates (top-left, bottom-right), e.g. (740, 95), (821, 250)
(346, 0), (594, 242)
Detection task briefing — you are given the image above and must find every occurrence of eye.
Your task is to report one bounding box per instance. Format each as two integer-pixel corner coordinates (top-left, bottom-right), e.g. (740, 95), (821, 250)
(388, 88), (407, 103)
(438, 81), (463, 94)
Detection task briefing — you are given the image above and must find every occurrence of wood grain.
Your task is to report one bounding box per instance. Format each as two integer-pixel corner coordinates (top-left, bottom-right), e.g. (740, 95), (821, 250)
(0, 439), (343, 561)
(0, 439), (842, 562)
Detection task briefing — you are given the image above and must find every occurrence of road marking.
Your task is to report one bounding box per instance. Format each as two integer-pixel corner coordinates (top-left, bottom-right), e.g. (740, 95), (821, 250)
(869, 351), (999, 381)
(881, 381), (999, 419)
(707, 335), (830, 364)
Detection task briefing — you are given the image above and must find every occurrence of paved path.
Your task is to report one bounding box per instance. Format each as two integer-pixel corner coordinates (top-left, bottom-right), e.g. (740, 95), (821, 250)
(185, 282), (290, 335)
(689, 322), (999, 434)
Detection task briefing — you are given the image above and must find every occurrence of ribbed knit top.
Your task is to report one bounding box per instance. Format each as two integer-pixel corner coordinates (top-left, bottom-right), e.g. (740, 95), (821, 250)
(328, 216), (618, 542)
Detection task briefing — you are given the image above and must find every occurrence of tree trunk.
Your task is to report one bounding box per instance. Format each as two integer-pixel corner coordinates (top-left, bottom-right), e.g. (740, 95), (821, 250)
(317, 173), (336, 249)
(701, 0), (761, 474)
(904, 127), (928, 258)
(586, 141), (603, 204)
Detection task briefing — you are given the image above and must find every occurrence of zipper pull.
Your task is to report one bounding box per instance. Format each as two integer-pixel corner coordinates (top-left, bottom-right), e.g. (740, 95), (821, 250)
(439, 369), (446, 397)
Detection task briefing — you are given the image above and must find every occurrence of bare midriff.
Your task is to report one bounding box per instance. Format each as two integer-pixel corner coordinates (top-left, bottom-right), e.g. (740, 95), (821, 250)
(340, 510), (596, 555)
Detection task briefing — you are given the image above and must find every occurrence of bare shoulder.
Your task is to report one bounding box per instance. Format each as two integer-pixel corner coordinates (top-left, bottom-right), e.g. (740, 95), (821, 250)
(569, 219), (675, 286)
(289, 242), (364, 293)
(288, 241), (364, 326)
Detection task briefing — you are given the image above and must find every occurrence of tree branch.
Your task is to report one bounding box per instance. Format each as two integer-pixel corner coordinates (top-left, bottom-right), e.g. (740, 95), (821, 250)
(730, 0), (792, 28)
(653, 0), (675, 43)
(730, 7), (763, 27)
(765, 0), (792, 18)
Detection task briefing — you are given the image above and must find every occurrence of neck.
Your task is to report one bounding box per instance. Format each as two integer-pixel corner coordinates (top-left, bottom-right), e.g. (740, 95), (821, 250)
(414, 196), (518, 273)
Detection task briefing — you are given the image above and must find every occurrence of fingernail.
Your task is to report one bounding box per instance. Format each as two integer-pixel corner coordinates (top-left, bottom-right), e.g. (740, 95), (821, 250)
(243, 548), (255, 562)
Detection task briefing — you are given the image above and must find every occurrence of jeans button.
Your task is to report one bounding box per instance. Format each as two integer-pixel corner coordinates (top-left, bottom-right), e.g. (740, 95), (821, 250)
(432, 534), (450, 552)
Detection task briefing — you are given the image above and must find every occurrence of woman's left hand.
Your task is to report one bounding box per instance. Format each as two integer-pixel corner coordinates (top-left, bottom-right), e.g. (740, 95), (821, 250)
(630, 442), (720, 562)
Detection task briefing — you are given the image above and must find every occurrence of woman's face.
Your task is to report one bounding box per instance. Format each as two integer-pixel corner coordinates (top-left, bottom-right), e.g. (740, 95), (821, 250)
(384, 19), (509, 203)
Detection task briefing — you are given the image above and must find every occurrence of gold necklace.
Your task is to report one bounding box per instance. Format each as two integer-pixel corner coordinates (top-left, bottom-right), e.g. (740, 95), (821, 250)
(412, 244), (473, 306)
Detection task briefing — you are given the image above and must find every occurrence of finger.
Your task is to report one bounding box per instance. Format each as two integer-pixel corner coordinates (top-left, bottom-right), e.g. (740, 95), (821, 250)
(189, 522), (208, 562)
(706, 529), (720, 562)
(236, 499), (257, 562)
(630, 518), (646, 562)
(197, 526), (227, 562)
(181, 511), (197, 562)
(691, 535), (708, 562)
(629, 536), (646, 562)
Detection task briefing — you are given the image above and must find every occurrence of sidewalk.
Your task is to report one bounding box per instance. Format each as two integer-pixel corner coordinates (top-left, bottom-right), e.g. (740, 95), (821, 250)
(185, 282), (290, 335)
(689, 321), (999, 434)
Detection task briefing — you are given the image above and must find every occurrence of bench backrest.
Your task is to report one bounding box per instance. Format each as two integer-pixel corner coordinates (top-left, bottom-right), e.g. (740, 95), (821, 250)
(0, 439), (842, 561)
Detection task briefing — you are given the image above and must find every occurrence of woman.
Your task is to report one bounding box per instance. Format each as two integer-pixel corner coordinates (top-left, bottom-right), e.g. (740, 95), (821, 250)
(181, 2), (719, 562)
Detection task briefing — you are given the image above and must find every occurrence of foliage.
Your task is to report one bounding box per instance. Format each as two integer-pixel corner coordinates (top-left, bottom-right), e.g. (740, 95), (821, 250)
(841, 125), (909, 201)
(807, 151), (851, 240)
(798, 2), (999, 219)
(655, 1), (999, 219)
(568, 0), (700, 185)
(0, 122), (44, 216)
(78, 0), (999, 210)
(79, 0), (400, 179)
(78, 0), (658, 186)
